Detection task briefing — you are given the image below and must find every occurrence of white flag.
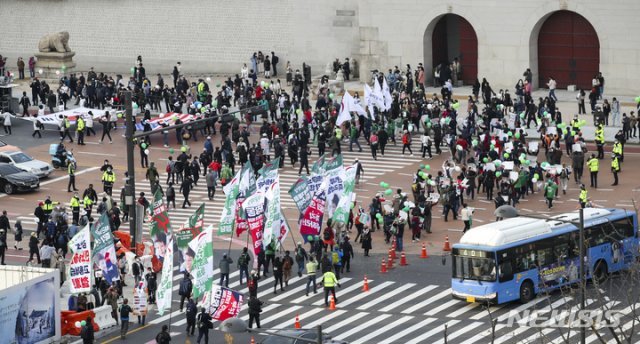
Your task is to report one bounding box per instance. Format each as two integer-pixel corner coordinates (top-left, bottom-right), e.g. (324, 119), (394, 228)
(372, 80), (386, 111)
(382, 77), (393, 110)
(156, 232), (174, 315)
(363, 84), (375, 119)
(263, 181), (281, 249)
(337, 91), (367, 125)
(188, 224), (214, 299)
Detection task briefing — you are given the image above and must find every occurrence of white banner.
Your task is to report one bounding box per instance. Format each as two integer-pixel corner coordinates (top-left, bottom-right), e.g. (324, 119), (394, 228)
(68, 224), (92, 294)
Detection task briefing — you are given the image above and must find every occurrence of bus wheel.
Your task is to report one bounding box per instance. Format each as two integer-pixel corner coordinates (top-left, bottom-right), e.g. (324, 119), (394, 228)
(593, 261), (608, 285)
(519, 281), (534, 303)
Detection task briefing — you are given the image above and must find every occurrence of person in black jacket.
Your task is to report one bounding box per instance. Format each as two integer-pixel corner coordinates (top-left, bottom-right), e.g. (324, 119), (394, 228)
(145, 268), (157, 304)
(27, 232), (40, 264)
(298, 146), (310, 175)
(180, 175), (193, 208)
(80, 316), (94, 344)
(196, 308), (212, 344)
(340, 237), (354, 273)
(155, 324), (171, 344)
(185, 298), (197, 336)
(178, 273), (193, 312)
(248, 296), (263, 328)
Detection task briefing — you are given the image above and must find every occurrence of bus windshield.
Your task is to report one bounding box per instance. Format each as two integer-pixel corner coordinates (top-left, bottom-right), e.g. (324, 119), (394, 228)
(453, 253), (497, 282)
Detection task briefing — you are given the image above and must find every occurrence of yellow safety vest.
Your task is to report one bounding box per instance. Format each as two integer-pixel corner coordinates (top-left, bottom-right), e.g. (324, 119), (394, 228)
(70, 196), (80, 208)
(587, 158), (599, 172)
(613, 143), (622, 155)
(68, 163), (75, 175)
(595, 128), (604, 143)
(579, 189), (588, 202)
(102, 171), (115, 183)
(83, 196), (93, 206)
(306, 262), (318, 276)
(43, 202), (53, 212)
(612, 157), (620, 171)
(323, 271), (338, 287)
(77, 118), (85, 131)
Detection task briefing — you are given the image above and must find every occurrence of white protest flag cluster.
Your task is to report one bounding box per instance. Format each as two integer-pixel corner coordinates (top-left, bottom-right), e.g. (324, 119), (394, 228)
(337, 91), (367, 126)
(365, 79), (386, 117)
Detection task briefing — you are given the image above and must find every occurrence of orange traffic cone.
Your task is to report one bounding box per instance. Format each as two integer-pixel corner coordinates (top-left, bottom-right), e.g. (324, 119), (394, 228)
(400, 251), (408, 266)
(294, 313), (301, 329)
(362, 275), (370, 292)
(380, 258), (387, 273)
(387, 252), (394, 269)
(391, 238), (397, 257)
(421, 242), (429, 259)
(329, 295), (336, 310)
(443, 235), (452, 252)
(251, 337), (256, 344)
(389, 247), (397, 260)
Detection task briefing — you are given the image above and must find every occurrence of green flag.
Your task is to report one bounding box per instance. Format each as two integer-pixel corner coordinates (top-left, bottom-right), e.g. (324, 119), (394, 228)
(332, 164), (357, 224)
(177, 203), (205, 272)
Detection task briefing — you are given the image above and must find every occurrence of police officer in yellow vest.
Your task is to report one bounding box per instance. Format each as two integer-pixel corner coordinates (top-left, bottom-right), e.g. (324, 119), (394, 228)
(77, 115), (86, 145)
(83, 184), (97, 220)
(611, 154), (620, 186)
(595, 123), (605, 159)
(579, 184), (588, 209)
(570, 115), (581, 132)
(586, 153), (599, 188)
(322, 270), (340, 307)
(70, 192), (81, 224)
(101, 167), (116, 196)
(61, 117), (73, 143)
(67, 160), (78, 192)
(612, 139), (623, 166)
(42, 195), (57, 217)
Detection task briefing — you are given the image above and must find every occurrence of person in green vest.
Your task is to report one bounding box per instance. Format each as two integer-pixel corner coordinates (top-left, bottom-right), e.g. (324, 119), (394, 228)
(611, 154), (620, 186)
(595, 123), (605, 159)
(586, 153), (599, 188)
(579, 184), (588, 209)
(67, 160), (77, 192)
(70, 192), (81, 224)
(76, 116), (86, 145)
(349, 122), (362, 152)
(322, 269), (340, 307)
(544, 179), (558, 209)
(220, 163), (232, 186)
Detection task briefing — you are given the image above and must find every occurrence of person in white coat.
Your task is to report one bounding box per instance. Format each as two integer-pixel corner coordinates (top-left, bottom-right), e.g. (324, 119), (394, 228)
(2, 110), (13, 135)
(460, 203), (474, 233)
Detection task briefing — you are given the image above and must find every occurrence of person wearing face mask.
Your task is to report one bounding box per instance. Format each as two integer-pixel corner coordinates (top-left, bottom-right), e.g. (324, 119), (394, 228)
(101, 167), (116, 196)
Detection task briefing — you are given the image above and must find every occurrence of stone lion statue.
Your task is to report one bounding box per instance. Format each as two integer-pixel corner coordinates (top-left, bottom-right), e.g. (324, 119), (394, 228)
(38, 31), (71, 53)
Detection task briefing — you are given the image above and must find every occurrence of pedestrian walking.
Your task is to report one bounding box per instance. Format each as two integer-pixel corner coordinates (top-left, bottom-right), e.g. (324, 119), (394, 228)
(0, 229), (7, 265)
(248, 296), (263, 329)
(460, 203), (473, 233)
(340, 237), (354, 273)
(80, 316), (95, 344)
(283, 251), (294, 286)
(305, 256), (318, 296)
(295, 242), (308, 277)
(237, 247), (251, 285)
(361, 227), (372, 256)
(178, 273), (193, 311)
(118, 298), (132, 339)
(322, 269), (340, 307)
(219, 253), (233, 287)
(185, 298), (197, 336)
(196, 308), (212, 344)
(273, 256), (285, 294)
(27, 232), (40, 264)
(180, 175), (193, 208)
(611, 154), (620, 186)
(13, 219), (23, 250)
(145, 268), (157, 304)
(587, 154), (599, 188)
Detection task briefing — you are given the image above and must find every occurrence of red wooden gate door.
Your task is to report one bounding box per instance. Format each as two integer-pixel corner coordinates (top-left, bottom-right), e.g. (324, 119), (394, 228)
(538, 11), (600, 89)
(431, 14), (478, 85)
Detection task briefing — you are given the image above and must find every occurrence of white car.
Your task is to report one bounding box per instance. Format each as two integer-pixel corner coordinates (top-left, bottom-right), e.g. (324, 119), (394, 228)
(0, 151), (54, 178)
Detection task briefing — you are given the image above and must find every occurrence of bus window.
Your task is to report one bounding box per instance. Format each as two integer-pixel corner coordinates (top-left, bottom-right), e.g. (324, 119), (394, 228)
(554, 243), (569, 262)
(499, 260), (514, 282)
(537, 247), (553, 266)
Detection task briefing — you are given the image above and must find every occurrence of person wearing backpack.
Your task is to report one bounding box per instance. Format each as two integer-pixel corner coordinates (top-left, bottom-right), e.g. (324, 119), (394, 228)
(155, 324), (171, 344)
(237, 247), (251, 285)
(248, 296), (263, 328)
(185, 298), (197, 336)
(178, 273), (193, 312)
(282, 251), (294, 286)
(340, 237), (354, 273)
(119, 298), (133, 339)
(196, 308), (212, 344)
(331, 246), (343, 279)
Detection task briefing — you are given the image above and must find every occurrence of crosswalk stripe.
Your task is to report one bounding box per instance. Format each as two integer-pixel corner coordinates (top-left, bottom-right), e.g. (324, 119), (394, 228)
(378, 285), (437, 312)
(470, 303), (507, 320)
(240, 303), (280, 321)
(323, 312), (369, 334)
(269, 275), (323, 302)
(549, 300), (620, 344)
(405, 319), (460, 344)
(401, 288), (451, 314)
(350, 315), (414, 344)
(494, 296), (549, 322)
(332, 314), (392, 341)
(378, 317), (438, 344)
(356, 283), (415, 310)
(270, 308), (325, 330)
(458, 324), (507, 344)
(493, 297), (572, 344)
(303, 310), (347, 329)
(425, 299), (461, 316)
(446, 301), (480, 317)
(432, 321), (484, 344)
(310, 280), (363, 306)
(289, 276), (322, 303)
(258, 305), (304, 326)
(338, 281), (394, 307)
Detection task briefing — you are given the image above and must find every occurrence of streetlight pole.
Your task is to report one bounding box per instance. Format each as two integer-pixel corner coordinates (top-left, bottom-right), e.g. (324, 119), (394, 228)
(124, 91), (137, 248)
(579, 207), (585, 344)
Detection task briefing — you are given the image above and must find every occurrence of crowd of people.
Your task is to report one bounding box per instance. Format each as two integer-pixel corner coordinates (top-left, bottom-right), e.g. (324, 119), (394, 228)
(1, 49), (639, 343)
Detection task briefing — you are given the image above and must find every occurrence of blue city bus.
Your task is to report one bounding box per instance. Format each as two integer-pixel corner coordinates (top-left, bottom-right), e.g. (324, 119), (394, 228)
(451, 208), (638, 304)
